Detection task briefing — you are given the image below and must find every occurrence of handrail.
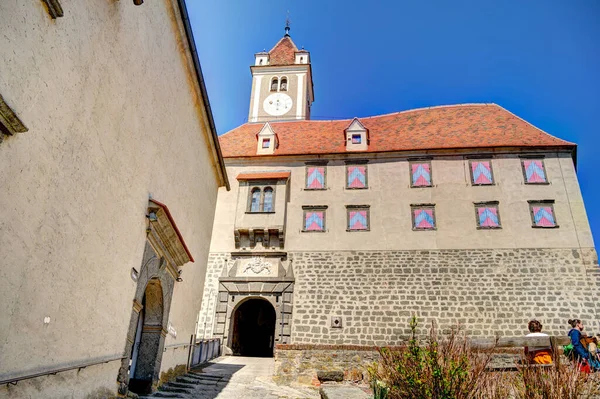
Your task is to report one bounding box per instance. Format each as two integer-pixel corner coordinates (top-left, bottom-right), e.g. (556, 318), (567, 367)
(163, 342), (191, 350)
(1, 354), (126, 386)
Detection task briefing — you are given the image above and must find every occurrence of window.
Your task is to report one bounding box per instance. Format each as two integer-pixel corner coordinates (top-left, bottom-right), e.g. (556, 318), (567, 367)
(469, 160), (494, 185)
(528, 200), (558, 228)
(262, 138), (270, 148)
(351, 134), (362, 144)
(346, 206), (370, 231)
(263, 187), (273, 212)
(346, 164), (368, 189)
(247, 186), (275, 213)
(411, 204), (436, 230)
(305, 165), (326, 190)
(474, 201), (501, 228)
(250, 188), (261, 212)
(280, 77), (288, 91)
(270, 77), (279, 92)
(522, 158), (548, 184)
(410, 161), (432, 187)
(302, 206), (327, 232)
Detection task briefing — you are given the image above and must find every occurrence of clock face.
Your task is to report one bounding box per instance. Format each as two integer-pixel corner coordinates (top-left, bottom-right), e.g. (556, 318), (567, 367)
(263, 93), (293, 116)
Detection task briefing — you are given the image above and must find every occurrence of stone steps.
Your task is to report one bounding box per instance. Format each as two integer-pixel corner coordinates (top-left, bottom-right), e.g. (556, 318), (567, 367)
(138, 370), (232, 398)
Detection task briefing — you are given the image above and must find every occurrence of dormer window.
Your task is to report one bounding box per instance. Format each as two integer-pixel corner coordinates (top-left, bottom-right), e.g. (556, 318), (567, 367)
(280, 77), (288, 91)
(256, 123), (277, 155)
(270, 77), (279, 92)
(344, 118), (368, 152)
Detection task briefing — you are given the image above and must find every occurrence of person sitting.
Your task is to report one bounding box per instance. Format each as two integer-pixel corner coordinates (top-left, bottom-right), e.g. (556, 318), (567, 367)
(524, 320), (552, 364)
(567, 319), (600, 372)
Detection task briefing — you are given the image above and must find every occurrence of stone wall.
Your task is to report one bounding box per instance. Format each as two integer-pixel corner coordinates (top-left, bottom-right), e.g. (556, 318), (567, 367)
(290, 248), (600, 344)
(201, 248), (600, 347)
(197, 253), (228, 338)
(274, 344), (379, 386)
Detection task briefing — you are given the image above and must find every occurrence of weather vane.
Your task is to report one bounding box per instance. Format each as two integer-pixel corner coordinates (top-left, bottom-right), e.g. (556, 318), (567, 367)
(285, 11), (291, 36)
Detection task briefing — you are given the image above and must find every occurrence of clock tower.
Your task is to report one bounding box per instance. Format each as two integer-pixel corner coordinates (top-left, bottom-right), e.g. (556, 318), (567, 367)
(248, 25), (314, 123)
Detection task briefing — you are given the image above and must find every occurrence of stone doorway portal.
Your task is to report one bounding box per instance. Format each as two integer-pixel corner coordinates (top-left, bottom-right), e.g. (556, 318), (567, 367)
(230, 298), (276, 357)
(128, 279), (164, 394)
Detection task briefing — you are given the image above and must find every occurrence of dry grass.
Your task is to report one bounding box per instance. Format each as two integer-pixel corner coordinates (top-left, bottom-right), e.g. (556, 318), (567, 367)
(369, 318), (600, 399)
(510, 361), (600, 399)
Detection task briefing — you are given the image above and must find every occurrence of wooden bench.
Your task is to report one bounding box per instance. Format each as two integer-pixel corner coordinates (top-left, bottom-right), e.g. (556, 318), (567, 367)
(470, 336), (572, 371)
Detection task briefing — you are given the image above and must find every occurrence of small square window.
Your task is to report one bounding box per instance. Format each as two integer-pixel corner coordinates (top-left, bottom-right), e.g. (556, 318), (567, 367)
(410, 161), (432, 187)
(262, 138), (270, 148)
(528, 201), (558, 228)
(346, 164), (368, 189)
(411, 204), (436, 230)
(474, 202), (501, 228)
(302, 206), (327, 232)
(522, 159), (548, 184)
(469, 160), (494, 185)
(346, 206), (370, 231)
(305, 165), (327, 190)
(351, 134), (362, 144)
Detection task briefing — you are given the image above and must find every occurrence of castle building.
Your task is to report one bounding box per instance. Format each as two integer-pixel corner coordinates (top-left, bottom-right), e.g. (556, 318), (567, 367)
(198, 28), (599, 362)
(0, 1), (227, 398)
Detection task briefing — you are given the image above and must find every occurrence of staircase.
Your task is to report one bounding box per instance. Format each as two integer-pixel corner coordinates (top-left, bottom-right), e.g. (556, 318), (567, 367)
(138, 370), (230, 398)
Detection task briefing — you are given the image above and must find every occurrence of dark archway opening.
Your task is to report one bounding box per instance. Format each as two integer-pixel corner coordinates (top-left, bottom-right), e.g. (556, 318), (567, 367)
(231, 298), (276, 357)
(128, 279), (163, 395)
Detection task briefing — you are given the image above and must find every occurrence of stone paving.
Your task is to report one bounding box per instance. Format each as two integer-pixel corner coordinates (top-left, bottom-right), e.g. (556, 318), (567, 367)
(140, 356), (320, 399)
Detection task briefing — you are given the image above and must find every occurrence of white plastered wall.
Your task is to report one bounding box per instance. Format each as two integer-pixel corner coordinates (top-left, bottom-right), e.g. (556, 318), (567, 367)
(0, 0), (221, 396)
(209, 152), (594, 253)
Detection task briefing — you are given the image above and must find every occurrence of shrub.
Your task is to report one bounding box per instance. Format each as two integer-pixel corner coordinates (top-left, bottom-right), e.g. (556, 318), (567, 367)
(512, 361), (600, 399)
(369, 317), (600, 399)
(369, 317), (504, 399)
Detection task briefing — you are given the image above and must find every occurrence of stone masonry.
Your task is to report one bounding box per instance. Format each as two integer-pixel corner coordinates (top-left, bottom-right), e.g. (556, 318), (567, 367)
(290, 248), (599, 343)
(201, 248), (599, 346)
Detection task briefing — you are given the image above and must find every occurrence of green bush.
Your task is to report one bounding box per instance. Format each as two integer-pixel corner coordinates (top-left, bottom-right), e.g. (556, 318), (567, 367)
(368, 318), (600, 399)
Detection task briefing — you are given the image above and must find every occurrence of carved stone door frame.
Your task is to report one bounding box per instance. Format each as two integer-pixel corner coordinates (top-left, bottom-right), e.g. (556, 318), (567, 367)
(212, 252), (294, 354)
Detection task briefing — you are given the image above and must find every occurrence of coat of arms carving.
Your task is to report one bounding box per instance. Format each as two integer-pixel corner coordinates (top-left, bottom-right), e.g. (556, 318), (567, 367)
(242, 257), (272, 275)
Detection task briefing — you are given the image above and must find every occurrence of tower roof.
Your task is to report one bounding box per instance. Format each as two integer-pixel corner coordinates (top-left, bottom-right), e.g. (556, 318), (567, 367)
(268, 36), (299, 66)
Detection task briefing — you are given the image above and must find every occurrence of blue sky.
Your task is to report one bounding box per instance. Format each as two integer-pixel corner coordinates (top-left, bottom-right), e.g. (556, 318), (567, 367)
(187, 0), (600, 248)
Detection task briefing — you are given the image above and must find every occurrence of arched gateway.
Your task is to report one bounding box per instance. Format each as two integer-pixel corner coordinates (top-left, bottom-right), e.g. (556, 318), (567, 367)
(210, 251), (295, 355)
(231, 298), (276, 357)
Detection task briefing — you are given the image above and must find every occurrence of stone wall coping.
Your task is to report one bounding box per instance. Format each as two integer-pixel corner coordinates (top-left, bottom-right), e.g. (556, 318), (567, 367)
(275, 344), (402, 351)
(220, 276), (295, 283)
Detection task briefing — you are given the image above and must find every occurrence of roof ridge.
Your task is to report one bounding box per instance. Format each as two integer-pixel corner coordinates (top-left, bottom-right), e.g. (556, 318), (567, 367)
(491, 104), (576, 146)
(358, 103), (495, 120)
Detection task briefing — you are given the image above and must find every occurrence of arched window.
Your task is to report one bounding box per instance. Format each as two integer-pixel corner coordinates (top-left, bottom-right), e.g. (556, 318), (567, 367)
(259, 59), (263, 65)
(250, 188), (261, 212)
(270, 77), (279, 92)
(280, 77), (288, 91)
(263, 187), (273, 212)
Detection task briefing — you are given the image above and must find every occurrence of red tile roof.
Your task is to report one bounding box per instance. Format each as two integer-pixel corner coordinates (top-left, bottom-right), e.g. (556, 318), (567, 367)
(268, 36), (298, 66)
(237, 172), (291, 180)
(219, 104), (575, 158)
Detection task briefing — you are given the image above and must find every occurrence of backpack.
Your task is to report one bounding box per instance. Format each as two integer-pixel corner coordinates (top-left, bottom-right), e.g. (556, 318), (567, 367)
(563, 343), (574, 359)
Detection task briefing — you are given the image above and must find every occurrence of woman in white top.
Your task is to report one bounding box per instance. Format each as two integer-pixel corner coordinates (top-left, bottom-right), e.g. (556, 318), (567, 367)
(524, 320), (552, 364)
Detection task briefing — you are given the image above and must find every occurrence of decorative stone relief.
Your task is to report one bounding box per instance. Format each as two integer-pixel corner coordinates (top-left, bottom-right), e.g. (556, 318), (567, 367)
(242, 256), (272, 275)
